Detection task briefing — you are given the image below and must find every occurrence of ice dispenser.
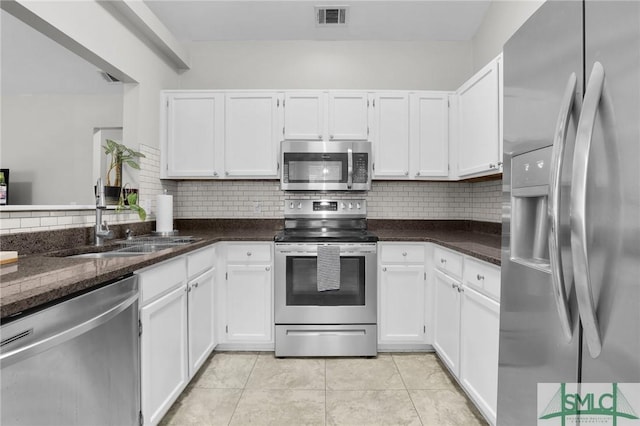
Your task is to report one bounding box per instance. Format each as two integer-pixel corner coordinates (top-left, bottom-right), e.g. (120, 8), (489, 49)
(511, 146), (553, 270)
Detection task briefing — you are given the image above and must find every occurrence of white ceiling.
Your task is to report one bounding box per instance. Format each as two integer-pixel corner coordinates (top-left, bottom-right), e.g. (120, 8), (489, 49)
(144, 0), (492, 42)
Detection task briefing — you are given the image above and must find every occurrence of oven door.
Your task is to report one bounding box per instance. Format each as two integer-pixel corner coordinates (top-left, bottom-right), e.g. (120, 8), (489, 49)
(274, 243), (377, 324)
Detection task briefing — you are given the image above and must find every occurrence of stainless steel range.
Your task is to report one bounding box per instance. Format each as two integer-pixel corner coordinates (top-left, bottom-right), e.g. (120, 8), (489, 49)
(274, 199), (378, 357)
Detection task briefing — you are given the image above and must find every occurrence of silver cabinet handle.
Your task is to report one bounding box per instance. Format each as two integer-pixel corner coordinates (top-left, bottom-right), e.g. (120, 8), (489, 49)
(213, 171), (218, 177)
(549, 72), (578, 342)
(330, 135), (334, 140)
(402, 252), (407, 257)
(225, 171), (229, 176)
(247, 252), (252, 256)
(440, 258), (446, 264)
(415, 172), (420, 177)
(457, 286), (464, 293)
(318, 135), (322, 140)
(572, 62), (607, 358)
(476, 274), (484, 281)
(382, 267), (387, 272)
(193, 282), (199, 288)
(404, 171), (409, 176)
(265, 266), (271, 271)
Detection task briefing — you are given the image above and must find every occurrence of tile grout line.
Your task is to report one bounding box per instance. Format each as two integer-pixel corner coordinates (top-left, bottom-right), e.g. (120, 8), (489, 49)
(391, 353), (425, 426)
(226, 352), (260, 426)
(324, 359), (327, 426)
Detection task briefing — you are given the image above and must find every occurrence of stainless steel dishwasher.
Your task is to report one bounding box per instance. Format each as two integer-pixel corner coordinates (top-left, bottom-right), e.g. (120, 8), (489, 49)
(1, 275), (140, 426)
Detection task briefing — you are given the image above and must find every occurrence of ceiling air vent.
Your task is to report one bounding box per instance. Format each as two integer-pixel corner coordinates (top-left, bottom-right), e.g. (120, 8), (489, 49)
(316, 6), (348, 25)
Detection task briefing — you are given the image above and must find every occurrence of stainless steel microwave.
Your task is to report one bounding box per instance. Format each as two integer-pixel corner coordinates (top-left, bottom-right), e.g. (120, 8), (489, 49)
(280, 141), (372, 191)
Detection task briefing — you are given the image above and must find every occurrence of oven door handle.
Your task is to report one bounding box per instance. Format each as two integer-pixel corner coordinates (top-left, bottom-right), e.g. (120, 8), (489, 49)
(347, 148), (353, 189)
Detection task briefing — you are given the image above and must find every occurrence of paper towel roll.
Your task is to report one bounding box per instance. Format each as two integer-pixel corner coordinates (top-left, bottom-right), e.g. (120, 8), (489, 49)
(156, 194), (174, 233)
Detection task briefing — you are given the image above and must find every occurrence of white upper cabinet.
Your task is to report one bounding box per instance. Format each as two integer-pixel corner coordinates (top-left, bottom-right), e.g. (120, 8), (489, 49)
(455, 54), (503, 178)
(370, 92), (410, 178)
(283, 91), (369, 141)
(410, 92), (450, 178)
(224, 92), (282, 178)
(283, 92), (325, 140)
(328, 92), (370, 140)
(163, 92), (224, 178)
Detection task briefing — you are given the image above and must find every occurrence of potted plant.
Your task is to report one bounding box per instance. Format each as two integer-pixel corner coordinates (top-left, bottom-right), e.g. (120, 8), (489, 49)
(102, 139), (145, 203)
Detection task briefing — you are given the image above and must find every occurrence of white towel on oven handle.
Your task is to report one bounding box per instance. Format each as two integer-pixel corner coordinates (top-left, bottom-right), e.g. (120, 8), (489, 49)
(317, 245), (340, 292)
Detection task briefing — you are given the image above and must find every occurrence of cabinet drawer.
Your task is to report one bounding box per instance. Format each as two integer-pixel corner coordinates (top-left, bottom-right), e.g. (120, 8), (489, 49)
(433, 246), (463, 279)
(226, 243), (272, 263)
(379, 243), (425, 263)
(464, 257), (501, 301)
(137, 256), (187, 305)
(187, 245), (215, 279)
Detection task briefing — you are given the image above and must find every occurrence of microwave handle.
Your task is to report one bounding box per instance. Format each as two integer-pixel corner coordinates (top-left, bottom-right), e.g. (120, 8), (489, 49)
(347, 148), (353, 189)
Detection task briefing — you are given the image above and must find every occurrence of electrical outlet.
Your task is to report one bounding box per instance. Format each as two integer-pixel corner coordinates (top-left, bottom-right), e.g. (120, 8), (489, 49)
(253, 201), (262, 213)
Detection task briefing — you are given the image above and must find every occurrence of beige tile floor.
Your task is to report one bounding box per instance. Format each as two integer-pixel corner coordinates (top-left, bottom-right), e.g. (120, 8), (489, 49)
(160, 352), (487, 426)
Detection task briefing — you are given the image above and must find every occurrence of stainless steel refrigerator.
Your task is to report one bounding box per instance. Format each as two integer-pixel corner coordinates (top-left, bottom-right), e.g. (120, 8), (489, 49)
(498, 1), (640, 424)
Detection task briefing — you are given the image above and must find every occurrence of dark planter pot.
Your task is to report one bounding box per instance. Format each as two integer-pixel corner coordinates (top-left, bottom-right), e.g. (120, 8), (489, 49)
(94, 185), (121, 205)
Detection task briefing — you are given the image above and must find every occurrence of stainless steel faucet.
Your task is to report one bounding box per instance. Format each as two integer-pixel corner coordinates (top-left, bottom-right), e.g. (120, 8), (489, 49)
(95, 178), (114, 246)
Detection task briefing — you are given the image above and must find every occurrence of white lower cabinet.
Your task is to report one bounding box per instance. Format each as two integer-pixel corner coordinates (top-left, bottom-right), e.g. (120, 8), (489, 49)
(187, 267), (216, 374)
(219, 242), (274, 349)
(432, 269), (461, 375)
(378, 243), (428, 347)
(225, 264), (272, 343)
(459, 284), (500, 425)
(431, 246), (501, 426)
(140, 285), (188, 426)
(138, 246), (216, 426)
(379, 264), (426, 344)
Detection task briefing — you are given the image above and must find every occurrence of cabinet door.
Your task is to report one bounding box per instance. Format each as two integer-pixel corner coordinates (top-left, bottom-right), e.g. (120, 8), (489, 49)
(371, 93), (410, 178)
(456, 58), (501, 178)
(460, 285), (500, 425)
(164, 92), (224, 178)
(141, 285), (188, 425)
(432, 269), (461, 376)
(328, 92), (369, 140)
(410, 92), (450, 178)
(379, 264), (426, 344)
(226, 264), (272, 343)
(283, 92), (325, 140)
(188, 268), (216, 377)
(224, 92), (281, 177)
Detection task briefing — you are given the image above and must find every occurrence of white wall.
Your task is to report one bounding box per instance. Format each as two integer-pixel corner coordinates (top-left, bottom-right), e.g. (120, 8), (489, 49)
(2, 94), (123, 205)
(5, 0), (181, 152)
(472, 0), (545, 71)
(179, 41), (473, 90)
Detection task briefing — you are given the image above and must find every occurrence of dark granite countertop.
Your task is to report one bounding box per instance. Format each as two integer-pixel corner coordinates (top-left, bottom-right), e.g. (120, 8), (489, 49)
(0, 219), (501, 320)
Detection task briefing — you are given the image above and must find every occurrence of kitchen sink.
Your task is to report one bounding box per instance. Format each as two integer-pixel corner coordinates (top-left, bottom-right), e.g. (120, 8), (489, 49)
(54, 235), (201, 259)
(69, 251), (146, 259)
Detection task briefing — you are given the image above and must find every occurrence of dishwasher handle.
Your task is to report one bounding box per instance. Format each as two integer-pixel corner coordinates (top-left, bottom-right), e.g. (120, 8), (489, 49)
(0, 292), (138, 367)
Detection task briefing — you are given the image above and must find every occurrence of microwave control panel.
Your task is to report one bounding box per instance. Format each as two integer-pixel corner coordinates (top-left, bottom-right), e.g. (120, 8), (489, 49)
(353, 153), (369, 183)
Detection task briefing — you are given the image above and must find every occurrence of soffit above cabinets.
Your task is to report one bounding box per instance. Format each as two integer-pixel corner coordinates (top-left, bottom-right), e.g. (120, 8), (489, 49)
(143, 0), (491, 42)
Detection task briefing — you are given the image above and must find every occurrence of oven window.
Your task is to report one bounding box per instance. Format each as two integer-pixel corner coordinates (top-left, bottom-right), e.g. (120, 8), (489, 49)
(286, 256), (365, 306)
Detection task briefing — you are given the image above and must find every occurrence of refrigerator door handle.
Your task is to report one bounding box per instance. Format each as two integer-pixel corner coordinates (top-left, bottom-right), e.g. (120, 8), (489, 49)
(549, 72), (577, 342)
(571, 61), (606, 358)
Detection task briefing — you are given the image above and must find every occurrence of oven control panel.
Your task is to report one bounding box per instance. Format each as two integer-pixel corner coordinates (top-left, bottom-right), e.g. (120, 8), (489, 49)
(285, 199), (367, 218)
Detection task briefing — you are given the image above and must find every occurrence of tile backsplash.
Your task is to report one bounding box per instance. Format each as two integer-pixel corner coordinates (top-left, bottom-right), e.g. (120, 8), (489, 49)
(1, 139), (502, 235)
(175, 179), (502, 222)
